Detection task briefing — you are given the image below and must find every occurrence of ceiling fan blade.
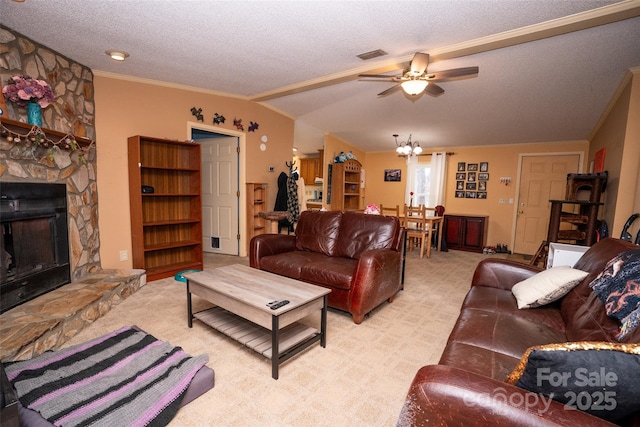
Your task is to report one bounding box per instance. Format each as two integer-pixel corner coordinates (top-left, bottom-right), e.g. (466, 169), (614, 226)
(410, 52), (429, 75)
(377, 84), (402, 97)
(428, 66), (479, 81)
(425, 83), (445, 96)
(358, 73), (396, 78)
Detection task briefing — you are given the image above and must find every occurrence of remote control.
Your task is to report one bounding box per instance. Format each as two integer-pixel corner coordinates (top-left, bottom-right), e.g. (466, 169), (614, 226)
(267, 300), (289, 310)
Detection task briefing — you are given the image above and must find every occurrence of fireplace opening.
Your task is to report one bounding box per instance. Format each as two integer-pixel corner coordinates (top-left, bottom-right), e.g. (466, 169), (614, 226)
(1, 182), (70, 313)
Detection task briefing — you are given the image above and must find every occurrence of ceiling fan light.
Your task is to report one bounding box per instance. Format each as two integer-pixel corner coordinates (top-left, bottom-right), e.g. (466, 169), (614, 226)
(401, 79), (428, 95)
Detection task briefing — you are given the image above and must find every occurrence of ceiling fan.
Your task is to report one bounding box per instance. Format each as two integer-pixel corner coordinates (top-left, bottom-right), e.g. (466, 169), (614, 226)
(359, 52), (479, 97)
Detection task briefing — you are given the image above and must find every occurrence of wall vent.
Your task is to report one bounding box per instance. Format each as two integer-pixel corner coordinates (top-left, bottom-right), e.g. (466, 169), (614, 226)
(357, 49), (388, 60)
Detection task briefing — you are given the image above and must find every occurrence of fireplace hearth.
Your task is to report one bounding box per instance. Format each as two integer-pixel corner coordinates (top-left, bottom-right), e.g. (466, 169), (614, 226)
(1, 182), (71, 313)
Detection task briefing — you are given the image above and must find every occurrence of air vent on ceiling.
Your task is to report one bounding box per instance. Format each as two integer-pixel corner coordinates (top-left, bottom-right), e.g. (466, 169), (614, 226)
(357, 49), (388, 60)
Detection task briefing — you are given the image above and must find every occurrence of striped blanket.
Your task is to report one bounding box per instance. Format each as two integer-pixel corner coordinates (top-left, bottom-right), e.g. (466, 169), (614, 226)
(5, 326), (208, 427)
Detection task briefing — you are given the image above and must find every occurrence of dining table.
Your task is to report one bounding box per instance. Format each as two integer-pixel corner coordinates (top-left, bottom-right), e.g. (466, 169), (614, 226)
(399, 213), (444, 259)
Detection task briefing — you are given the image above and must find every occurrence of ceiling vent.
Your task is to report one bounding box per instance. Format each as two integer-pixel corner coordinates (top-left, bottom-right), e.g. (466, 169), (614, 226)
(357, 49), (388, 60)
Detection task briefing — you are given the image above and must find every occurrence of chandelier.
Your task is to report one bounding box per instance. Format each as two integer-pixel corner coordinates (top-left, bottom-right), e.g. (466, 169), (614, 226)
(394, 134), (422, 156)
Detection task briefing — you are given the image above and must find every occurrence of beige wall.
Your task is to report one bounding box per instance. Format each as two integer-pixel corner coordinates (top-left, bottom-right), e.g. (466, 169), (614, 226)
(365, 141), (589, 249)
(95, 75), (294, 267)
(589, 70), (640, 238)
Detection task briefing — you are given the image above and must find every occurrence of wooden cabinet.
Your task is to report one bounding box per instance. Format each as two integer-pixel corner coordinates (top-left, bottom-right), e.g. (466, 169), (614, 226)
(128, 135), (203, 281)
(246, 183), (267, 241)
(443, 214), (488, 253)
(299, 151), (324, 184)
(330, 159), (362, 211)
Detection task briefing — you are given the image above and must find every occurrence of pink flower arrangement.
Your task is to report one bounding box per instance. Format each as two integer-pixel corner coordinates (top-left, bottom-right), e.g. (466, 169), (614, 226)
(2, 75), (56, 108)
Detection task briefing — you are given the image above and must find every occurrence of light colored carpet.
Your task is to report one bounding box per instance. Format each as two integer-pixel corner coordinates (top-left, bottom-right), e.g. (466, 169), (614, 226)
(63, 249), (492, 426)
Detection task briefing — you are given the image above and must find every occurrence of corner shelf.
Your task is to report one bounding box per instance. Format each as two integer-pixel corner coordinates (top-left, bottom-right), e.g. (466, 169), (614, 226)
(128, 135), (203, 281)
(330, 159), (362, 211)
(246, 183), (267, 240)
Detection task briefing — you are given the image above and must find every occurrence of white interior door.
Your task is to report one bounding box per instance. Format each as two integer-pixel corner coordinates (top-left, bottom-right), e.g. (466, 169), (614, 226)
(513, 154), (581, 255)
(200, 136), (239, 255)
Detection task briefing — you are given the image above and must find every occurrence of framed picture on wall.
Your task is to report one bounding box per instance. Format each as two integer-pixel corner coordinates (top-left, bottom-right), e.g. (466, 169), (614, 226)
(456, 173), (466, 180)
(467, 172), (476, 182)
(480, 162), (489, 172)
(384, 169), (401, 182)
(477, 192), (487, 199)
(457, 162), (466, 171)
(478, 181), (487, 191)
(466, 182), (477, 190)
(456, 181), (464, 190)
(455, 191), (465, 198)
(478, 173), (489, 181)
(467, 163), (478, 171)
(465, 191), (477, 198)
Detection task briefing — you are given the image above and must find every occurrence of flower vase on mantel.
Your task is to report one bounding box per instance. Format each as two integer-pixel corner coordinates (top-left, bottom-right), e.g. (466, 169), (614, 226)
(27, 102), (42, 126)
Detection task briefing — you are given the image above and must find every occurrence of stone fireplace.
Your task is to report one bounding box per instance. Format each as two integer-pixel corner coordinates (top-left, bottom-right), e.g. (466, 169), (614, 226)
(0, 27), (144, 362)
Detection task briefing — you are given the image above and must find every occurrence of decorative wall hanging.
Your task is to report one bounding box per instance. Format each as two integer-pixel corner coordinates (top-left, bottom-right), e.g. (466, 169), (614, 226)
(233, 118), (244, 131)
(384, 169), (401, 182)
(213, 113), (225, 124)
(248, 121), (259, 132)
(455, 161), (490, 199)
(190, 107), (203, 122)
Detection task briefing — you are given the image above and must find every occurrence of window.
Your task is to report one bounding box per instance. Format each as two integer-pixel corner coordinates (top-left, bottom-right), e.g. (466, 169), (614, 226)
(413, 163), (431, 206)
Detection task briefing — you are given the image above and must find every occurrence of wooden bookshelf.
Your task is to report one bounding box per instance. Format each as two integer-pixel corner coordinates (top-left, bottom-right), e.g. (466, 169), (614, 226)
(128, 135), (203, 281)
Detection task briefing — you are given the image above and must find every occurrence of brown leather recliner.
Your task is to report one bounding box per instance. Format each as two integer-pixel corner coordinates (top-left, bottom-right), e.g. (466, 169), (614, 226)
(250, 210), (404, 324)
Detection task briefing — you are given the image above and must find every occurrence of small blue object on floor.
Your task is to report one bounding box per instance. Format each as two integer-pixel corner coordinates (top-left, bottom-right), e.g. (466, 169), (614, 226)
(174, 270), (202, 282)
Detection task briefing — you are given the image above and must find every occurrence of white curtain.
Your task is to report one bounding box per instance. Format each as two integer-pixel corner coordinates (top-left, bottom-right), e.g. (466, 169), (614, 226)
(405, 155), (418, 207)
(428, 152), (447, 207)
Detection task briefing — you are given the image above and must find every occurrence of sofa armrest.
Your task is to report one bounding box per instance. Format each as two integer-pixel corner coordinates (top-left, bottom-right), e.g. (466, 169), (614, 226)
(398, 365), (616, 427)
(349, 249), (402, 322)
(471, 259), (543, 291)
(249, 234), (296, 268)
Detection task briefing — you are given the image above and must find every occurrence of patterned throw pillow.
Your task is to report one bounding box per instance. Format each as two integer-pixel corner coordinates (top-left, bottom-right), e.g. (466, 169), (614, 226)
(589, 249), (640, 339)
(506, 342), (640, 422)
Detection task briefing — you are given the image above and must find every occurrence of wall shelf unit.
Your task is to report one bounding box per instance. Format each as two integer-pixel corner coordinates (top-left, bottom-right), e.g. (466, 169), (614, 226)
(246, 183), (267, 241)
(330, 159), (362, 211)
(128, 135), (203, 281)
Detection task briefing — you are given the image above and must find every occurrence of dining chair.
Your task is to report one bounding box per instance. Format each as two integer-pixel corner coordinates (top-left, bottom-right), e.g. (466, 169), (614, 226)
(379, 204), (400, 218)
(403, 204), (429, 258)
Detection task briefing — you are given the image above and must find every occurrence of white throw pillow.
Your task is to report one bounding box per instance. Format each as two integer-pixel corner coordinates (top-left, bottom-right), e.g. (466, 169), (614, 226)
(512, 266), (589, 309)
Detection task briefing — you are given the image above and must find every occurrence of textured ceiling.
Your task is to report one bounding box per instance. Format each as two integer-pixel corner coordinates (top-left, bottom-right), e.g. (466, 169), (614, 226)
(2, 0), (640, 155)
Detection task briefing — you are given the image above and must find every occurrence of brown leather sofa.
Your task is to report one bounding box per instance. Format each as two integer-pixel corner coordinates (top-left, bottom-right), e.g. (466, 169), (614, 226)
(250, 210), (404, 324)
(398, 238), (640, 426)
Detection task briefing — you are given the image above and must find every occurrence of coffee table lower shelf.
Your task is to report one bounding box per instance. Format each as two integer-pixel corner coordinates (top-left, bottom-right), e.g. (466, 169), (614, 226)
(194, 306), (321, 374)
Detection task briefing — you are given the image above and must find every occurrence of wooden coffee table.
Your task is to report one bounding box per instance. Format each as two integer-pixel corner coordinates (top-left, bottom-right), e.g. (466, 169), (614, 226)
(185, 264), (330, 379)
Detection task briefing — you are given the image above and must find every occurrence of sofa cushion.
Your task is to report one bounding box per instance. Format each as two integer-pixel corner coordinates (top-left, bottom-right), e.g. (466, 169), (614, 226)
(259, 251), (328, 279)
(511, 266), (588, 309)
(295, 210), (342, 256)
(439, 342), (524, 380)
(506, 342), (640, 422)
(446, 308), (566, 360)
(463, 286), (566, 332)
(334, 211), (399, 259)
(300, 256), (356, 290)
